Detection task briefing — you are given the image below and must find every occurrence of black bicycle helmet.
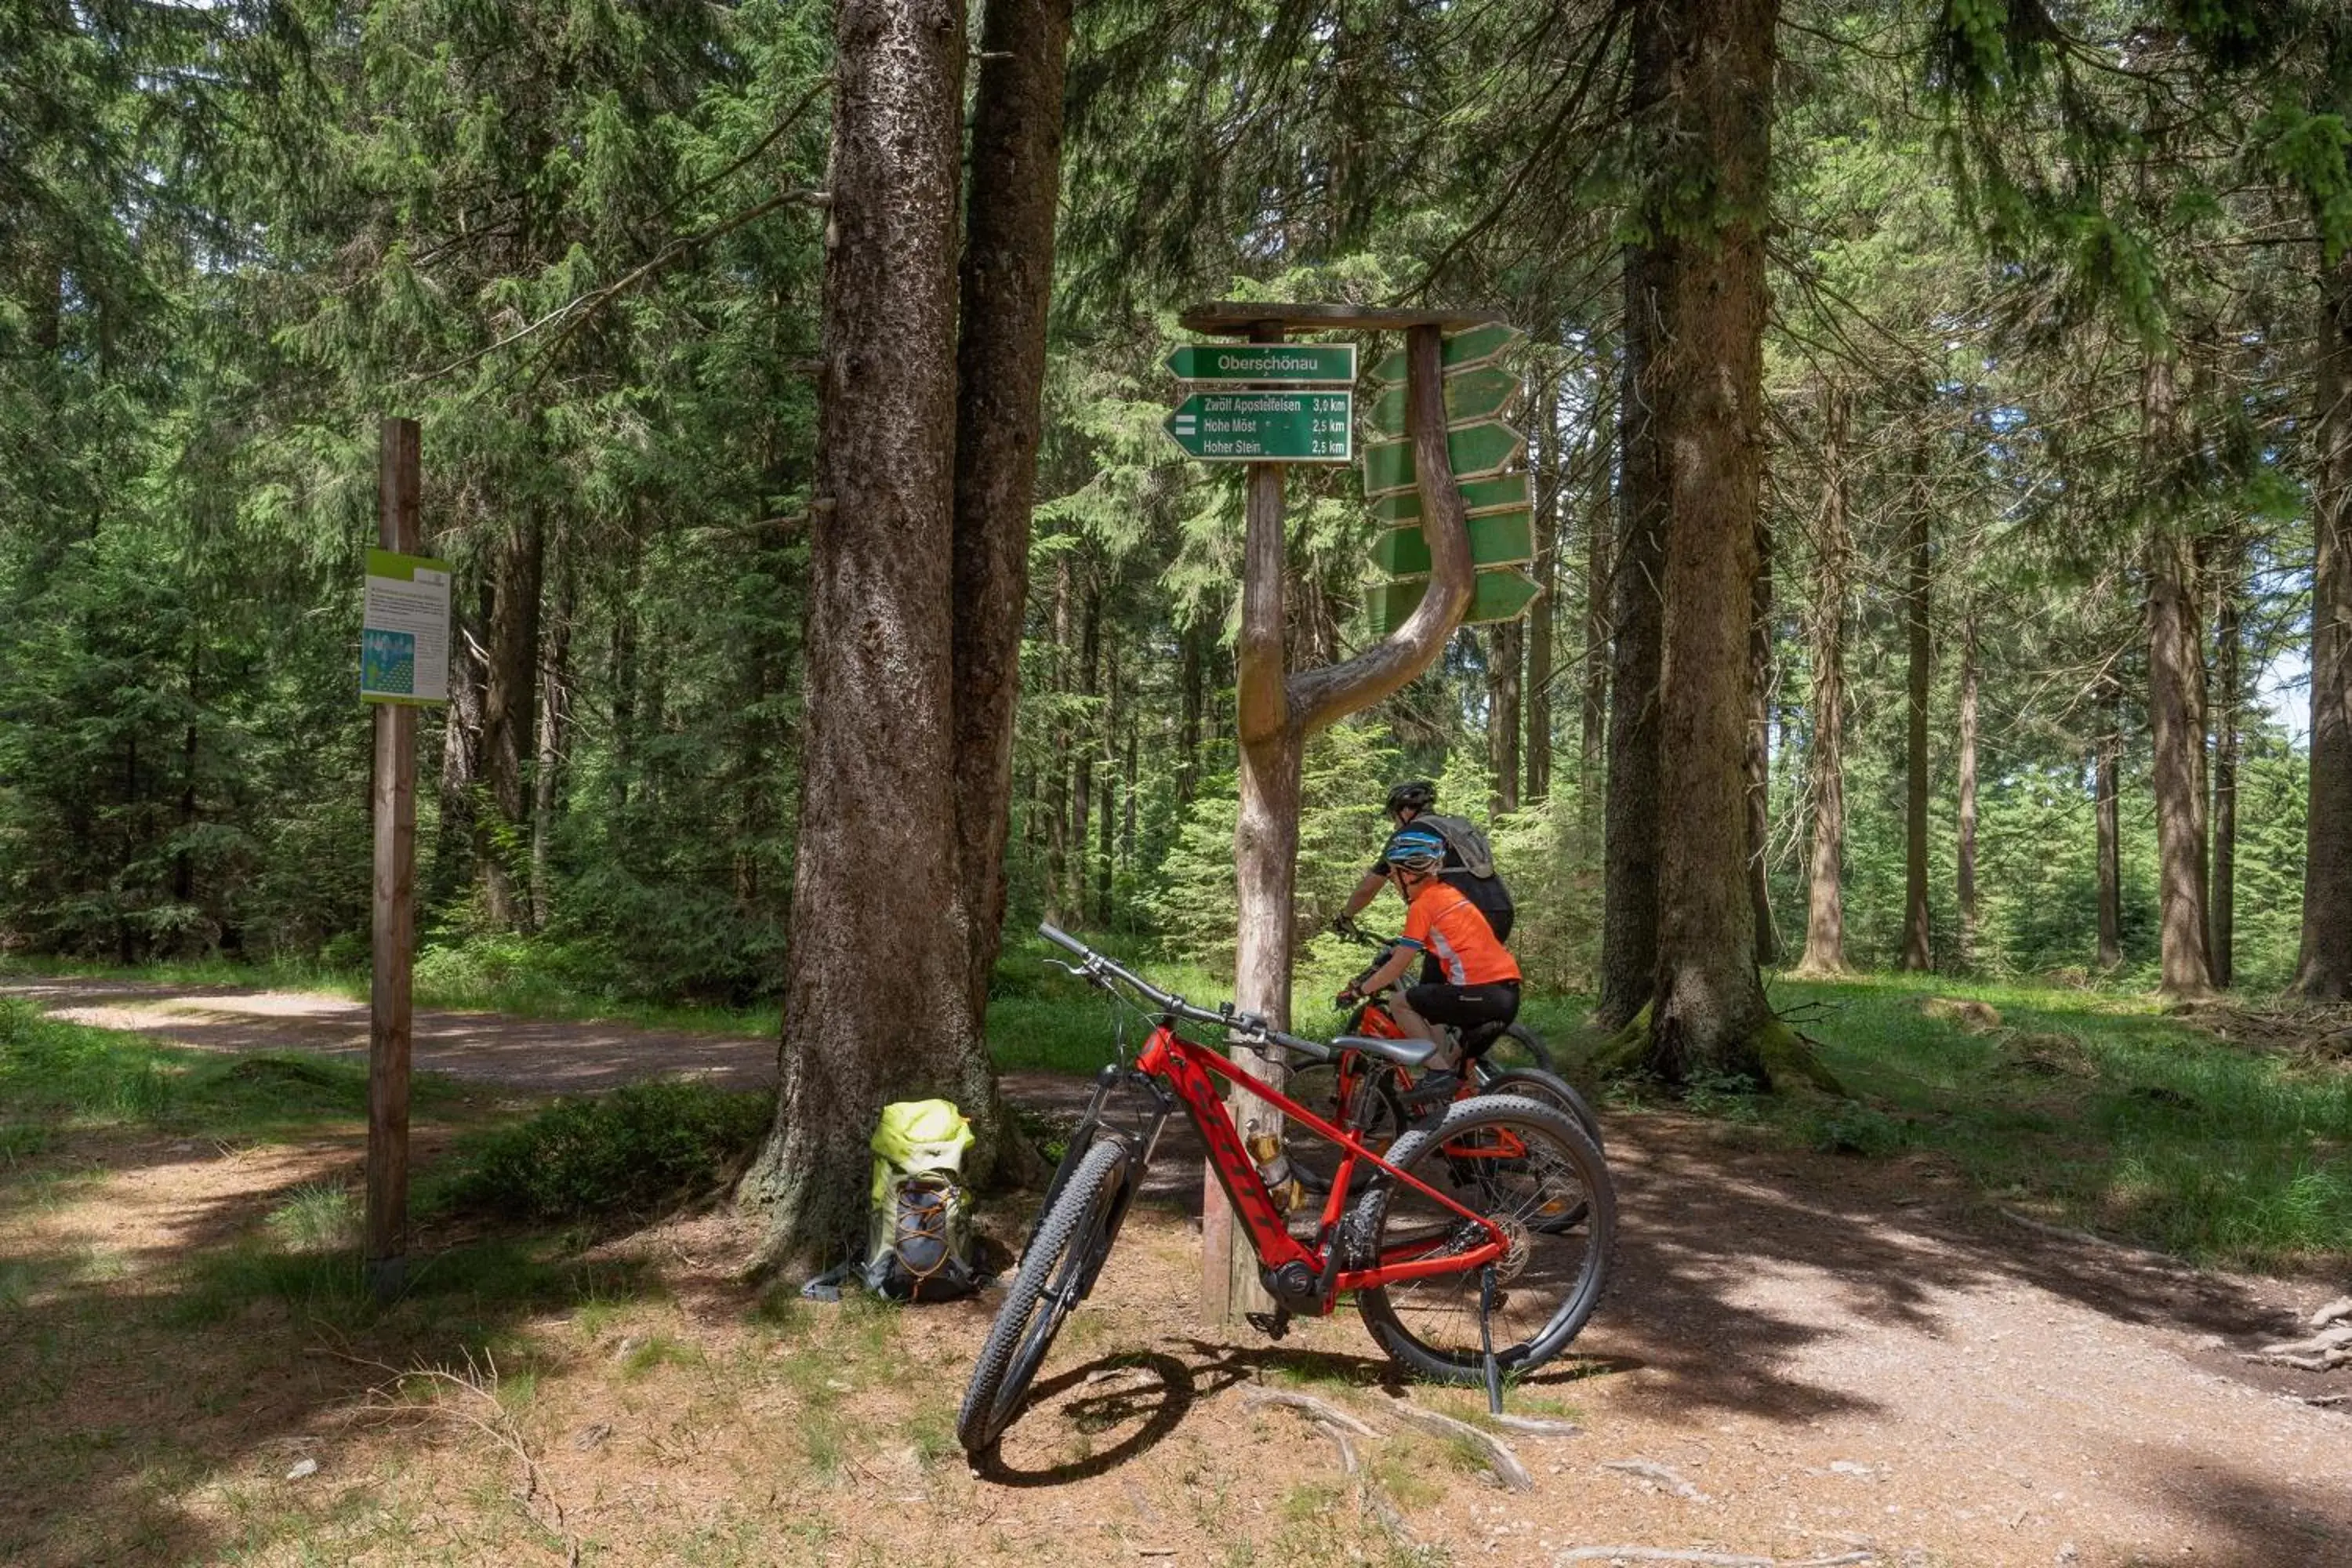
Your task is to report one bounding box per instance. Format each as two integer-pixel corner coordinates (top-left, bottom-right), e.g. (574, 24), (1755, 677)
(1382, 822), (1448, 873)
(1385, 779), (1437, 818)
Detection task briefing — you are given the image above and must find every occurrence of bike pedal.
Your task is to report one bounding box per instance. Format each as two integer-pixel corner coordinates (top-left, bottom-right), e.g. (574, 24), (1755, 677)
(1244, 1309), (1291, 1341)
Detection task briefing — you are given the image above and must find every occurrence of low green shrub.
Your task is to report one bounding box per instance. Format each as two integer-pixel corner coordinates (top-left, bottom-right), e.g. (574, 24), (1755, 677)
(440, 1080), (771, 1224)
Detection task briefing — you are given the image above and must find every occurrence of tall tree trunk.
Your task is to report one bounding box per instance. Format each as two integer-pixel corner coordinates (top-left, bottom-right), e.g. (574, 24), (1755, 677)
(530, 531), (573, 934)
(478, 514), (544, 931)
(1176, 619), (1205, 808)
(950, 0), (1074, 1077)
(1639, 0), (1782, 1082)
(2096, 673), (2124, 971)
(1525, 373), (1560, 804)
(1794, 379), (1849, 978)
(1956, 608), (1979, 969)
(2209, 529), (2239, 989)
(1097, 641), (1118, 922)
(1900, 482), (1932, 971)
(1746, 503), (1775, 964)
(1044, 554), (1072, 923)
(1597, 235), (1668, 1029)
(1797, 376), (1853, 982)
(1071, 577), (1099, 919)
(2144, 348), (2213, 999)
(746, 0), (975, 1275)
(1489, 622), (1523, 816)
(2296, 234), (2352, 999)
(434, 583), (487, 908)
(1579, 428), (1613, 842)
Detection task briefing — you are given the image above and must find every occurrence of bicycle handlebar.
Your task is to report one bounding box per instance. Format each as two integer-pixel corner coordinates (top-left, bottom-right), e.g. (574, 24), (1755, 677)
(1038, 923), (1331, 1063)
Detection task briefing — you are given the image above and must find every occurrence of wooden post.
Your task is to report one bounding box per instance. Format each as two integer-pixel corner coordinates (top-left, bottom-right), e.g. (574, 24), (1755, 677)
(367, 417), (421, 1301)
(1184, 305), (1482, 1325)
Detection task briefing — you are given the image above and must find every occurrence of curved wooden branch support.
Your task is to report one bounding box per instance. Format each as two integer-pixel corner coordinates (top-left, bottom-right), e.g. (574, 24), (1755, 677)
(1287, 325), (1477, 737)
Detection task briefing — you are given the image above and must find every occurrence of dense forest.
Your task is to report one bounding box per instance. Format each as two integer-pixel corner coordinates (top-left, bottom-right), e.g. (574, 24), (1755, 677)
(4, 0), (2349, 1100)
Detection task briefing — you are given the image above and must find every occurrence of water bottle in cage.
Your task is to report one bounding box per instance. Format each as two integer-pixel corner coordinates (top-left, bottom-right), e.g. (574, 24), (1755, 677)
(1246, 1124), (1303, 1212)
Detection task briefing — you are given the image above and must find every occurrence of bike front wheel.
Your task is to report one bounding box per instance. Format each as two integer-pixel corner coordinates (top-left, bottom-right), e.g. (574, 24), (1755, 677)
(956, 1138), (1129, 1452)
(1348, 1095), (1613, 1385)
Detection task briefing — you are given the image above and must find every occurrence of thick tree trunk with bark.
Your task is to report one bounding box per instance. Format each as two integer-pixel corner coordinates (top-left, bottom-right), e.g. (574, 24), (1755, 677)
(1597, 237), (1668, 1029)
(1490, 622), (1522, 816)
(1957, 609), (1979, 967)
(2296, 242), (2352, 1000)
(2143, 349), (2213, 1000)
(477, 516), (544, 931)
(950, 0), (1073, 1075)
(1639, 0), (1782, 1083)
(1177, 620), (1205, 808)
(2096, 673), (2124, 971)
(746, 0), (982, 1276)
(1793, 381), (1849, 978)
(1071, 579), (1100, 919)
(1900, 492), (1932, 971)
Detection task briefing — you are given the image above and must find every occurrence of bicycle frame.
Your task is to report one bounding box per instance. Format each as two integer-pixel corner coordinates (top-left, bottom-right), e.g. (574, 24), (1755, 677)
(1134, 1019), (1508, 1306)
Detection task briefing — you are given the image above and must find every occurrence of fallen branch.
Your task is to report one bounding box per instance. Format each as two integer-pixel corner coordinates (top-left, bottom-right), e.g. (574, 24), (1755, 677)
(1240, 1387), (1381, 1437)
(1598, 1457), (1708, 1501)
(1385, 1399), (1532, 1491)
(352, 1350), (579, 1564)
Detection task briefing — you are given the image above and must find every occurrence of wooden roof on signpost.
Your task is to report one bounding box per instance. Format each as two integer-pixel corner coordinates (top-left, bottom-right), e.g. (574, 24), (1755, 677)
(1176, 301), (1504, 336)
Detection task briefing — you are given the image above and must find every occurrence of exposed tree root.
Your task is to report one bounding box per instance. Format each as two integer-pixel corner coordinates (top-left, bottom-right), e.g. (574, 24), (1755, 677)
(1385, 1396), (1533, 1490)
(1239, 1386), (1381, 1438)
(1557, 1551), (1875, 1566)
(1599, 1457), (1707, 1500)
(1587, 1007), (1847, 1098)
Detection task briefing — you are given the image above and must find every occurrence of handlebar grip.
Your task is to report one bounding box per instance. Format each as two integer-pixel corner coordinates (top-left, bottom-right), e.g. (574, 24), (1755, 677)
(1272, 1030), (1331, 1064)
(1038, 923), (1090, 957)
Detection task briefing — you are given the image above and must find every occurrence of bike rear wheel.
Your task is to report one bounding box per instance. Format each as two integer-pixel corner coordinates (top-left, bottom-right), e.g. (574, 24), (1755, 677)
(1470, 1064), (1606, 1154)
(1348, 1095), (1613, 1385)
(956, 1138), (1129, 1452)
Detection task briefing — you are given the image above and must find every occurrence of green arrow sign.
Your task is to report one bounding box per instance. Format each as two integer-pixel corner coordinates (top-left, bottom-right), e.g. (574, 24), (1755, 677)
(1163, 390), (1352, 463)
(1372, 510), (1534, 578)
(1370, 324), (1524, 383)
(1366, 568), (1541, 635)
(1166, 343), (1356, 385)
(1361, 420), (1523, 495)
(1369, 472), (1530, 524)
(1367, 365), (1520, 438)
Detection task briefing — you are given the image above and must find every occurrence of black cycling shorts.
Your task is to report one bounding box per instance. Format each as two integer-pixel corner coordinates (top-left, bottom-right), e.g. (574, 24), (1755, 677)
(1403, 979), (1519, 1050)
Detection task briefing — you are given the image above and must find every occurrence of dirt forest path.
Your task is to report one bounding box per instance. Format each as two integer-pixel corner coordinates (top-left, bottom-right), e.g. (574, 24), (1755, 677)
(7, 975), (2351, 1566)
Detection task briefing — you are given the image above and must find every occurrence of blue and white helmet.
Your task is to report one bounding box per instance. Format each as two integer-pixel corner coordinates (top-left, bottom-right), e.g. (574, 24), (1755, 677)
(1382, 823), (1447, 873)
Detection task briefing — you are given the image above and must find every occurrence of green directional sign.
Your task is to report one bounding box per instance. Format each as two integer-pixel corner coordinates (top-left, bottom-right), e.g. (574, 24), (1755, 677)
(1366, 568), (1541, 635)
(1163, 390), (1353, 463)
(1368, 365), (1520, 438)
(1370, 323), (1524, 383)
(1370, 472), (1530, 524)
(1166, 343), (1356, 385)
(1361, 420), (1522, 495)
(1372, 510), (1534, 578)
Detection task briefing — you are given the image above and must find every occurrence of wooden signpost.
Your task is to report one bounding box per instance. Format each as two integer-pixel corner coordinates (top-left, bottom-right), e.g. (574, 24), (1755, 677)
(362, 417), (441, 1301)
(1163, 301), (1511, 1323)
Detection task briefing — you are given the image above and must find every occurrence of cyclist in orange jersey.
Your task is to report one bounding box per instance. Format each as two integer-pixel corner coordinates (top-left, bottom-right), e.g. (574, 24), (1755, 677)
(1335, 822), (1522, 1073)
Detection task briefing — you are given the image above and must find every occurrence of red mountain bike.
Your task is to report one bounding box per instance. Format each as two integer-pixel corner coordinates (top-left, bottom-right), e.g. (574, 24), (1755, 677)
(956, 924), (1614, 1454)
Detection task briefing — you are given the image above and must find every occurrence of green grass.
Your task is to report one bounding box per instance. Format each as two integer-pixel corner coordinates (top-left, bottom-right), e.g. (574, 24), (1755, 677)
(1668, 970), (2352, 1272)
(0, 996), (463, 1145)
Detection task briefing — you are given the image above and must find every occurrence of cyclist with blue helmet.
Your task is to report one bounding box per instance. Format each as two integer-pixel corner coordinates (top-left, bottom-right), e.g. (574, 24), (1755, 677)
(1337, 821), (1523, 1065)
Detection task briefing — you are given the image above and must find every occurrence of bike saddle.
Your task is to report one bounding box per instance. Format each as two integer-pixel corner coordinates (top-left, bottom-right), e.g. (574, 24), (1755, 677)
(1330, 1033), (1441, 1069)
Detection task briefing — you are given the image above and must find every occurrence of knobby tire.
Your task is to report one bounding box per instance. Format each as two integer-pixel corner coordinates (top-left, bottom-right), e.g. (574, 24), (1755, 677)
(956, 1138), (1129, 1453)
